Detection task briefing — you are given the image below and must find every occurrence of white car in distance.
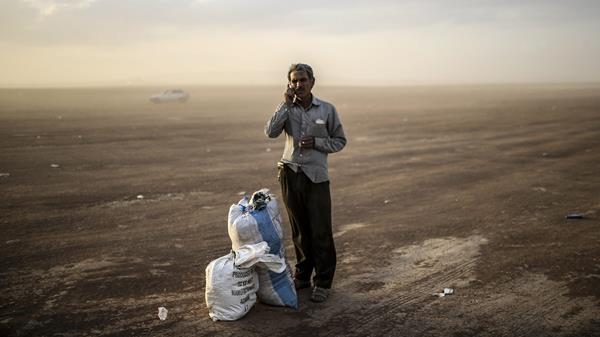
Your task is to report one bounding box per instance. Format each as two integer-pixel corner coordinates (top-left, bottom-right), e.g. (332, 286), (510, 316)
(149, 89), (189, 103)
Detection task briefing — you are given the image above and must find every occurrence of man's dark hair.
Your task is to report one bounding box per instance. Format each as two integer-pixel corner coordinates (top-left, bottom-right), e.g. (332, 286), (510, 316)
(288, 63), (314, 81)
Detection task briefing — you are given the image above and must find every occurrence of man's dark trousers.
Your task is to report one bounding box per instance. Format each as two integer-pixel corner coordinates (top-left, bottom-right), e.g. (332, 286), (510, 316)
(279, 164), (336, 289)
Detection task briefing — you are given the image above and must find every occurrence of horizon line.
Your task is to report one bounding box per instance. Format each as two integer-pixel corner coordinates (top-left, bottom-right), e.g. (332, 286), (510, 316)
(2, 81), (600, 90)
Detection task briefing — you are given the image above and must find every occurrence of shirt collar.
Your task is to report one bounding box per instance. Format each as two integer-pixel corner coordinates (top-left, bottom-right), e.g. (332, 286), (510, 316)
(311, 96), (321, 106)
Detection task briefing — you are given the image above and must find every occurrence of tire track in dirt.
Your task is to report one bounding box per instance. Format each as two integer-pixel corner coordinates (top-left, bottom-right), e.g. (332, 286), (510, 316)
(306, 232), (598, 337)
(472, 275), (597, 337)
(285, 235), (487, 336)
(332, 235), (488, 336)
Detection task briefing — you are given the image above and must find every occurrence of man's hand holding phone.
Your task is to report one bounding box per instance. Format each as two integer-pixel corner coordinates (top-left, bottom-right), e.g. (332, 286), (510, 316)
(284, 84), (302, 106)
(284, 85), (295, 106)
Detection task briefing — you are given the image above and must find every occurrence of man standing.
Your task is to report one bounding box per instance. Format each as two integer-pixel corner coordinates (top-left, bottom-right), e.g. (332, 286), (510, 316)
(265, 63), (347, 303)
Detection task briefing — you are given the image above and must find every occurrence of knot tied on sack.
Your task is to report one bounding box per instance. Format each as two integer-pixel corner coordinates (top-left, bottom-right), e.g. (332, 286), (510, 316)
(249, 190), (270, 211)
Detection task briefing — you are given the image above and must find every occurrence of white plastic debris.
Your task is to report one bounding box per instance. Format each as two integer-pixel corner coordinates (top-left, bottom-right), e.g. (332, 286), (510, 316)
(158, 307), (168, 320)
(266, 148), (271, 152)
(384, 200), (391, 204)
(433, 288), (454, 297)
(0, 173), (10, 178)
(565, 213), (584, 219)
(237, 191), (246, 196)
(137, 195), (144, 199)
(50, 164), (60, 168)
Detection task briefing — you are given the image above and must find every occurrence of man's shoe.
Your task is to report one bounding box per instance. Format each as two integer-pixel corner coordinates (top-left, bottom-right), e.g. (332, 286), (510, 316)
(294, 279), (311, 290)
(310, 287), (329, 303)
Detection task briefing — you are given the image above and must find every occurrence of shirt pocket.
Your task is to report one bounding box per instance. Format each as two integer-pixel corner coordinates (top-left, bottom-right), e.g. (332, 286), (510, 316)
(309, 118), (329, 138)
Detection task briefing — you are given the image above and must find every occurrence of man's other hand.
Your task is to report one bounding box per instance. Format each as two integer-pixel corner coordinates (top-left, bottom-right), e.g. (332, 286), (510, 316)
(300, 136), (314, 148)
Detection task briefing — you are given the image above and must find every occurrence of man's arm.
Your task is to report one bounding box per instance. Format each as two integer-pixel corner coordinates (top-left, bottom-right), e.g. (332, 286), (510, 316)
(265, 102), (291, 138)
(265, 86), (295, 138)
(313, 106), (347, 153)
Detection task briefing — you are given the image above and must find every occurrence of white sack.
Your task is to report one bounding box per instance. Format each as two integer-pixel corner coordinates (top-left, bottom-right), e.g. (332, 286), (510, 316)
(205, 242), (285, 321)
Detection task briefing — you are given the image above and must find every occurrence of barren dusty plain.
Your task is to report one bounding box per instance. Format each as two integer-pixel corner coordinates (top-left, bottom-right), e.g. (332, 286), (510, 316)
(1, 85), (599, 336)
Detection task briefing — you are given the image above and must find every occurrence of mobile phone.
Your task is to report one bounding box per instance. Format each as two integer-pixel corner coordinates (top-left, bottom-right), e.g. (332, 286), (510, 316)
(288, 84), (299, 103)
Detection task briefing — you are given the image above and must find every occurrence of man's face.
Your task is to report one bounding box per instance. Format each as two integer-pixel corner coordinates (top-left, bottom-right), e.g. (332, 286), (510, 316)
(289, 70), (314, 101)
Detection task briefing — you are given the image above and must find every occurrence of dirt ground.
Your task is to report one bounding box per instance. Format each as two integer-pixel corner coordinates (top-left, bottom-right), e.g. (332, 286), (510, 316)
(1, 85), (599, 337)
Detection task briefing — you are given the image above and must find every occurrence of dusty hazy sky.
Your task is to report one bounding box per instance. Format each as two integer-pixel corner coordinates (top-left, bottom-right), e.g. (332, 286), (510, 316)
(1, 0), (599, 87)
